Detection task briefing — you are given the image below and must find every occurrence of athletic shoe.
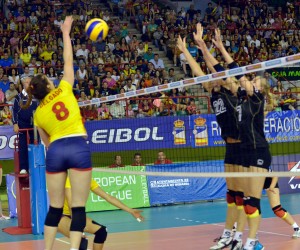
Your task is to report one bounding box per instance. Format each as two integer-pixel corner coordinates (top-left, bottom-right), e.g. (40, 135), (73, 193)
(231, 240), (243, 250)
(20, 169), (28, 174)
(292, 229), (300, 238)
(210, 236), (233, 250)
(0, 215), (10, 220)
(253, 241), (264, 250)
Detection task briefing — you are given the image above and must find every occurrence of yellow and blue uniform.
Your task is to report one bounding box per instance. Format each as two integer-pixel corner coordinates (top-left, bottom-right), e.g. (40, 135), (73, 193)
(34, 80), (91, 173)
(63, 177), (99, 216)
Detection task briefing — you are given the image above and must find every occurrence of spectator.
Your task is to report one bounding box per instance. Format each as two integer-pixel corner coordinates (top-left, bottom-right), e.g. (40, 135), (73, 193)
(0, 88), (5, 105)
(264, 71), (277, 88)
(154, 151), (173, 164)
(0, 51), (13, 68)
(109, 155), (125, 168)
(149, 54), (165, 71)
(131, 153), (144, 166)
(53, 73), (63, 88)
(143, 47), (154, 62)
(76, 44), (90, 63)
(280, 88), (297, 111)
(19, 47), (31, 65)
(123, 79), (136, 92)
(0, 74), (11, 93)
(98, 103), (111, 120)
(76, 63), (88, 89)
(39, 45), (54, 62)
(1, 105), (12, 125)
(5, 82), (18, 105)
(109, 100), (125, 119)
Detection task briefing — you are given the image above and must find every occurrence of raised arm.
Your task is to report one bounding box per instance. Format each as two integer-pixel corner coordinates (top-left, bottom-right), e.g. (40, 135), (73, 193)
(60, 16), (74, 86)
(212, 28), (254, 95)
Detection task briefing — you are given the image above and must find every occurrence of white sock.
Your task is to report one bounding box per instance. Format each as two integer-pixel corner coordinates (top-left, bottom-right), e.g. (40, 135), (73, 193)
(233, 222), (237, 229)
(292, 222), (299, 229)
(222, 229), (232, 238)
(244, 238), (256, 249)
(70, 248), (78, 250)
(233, 231), (243, 241)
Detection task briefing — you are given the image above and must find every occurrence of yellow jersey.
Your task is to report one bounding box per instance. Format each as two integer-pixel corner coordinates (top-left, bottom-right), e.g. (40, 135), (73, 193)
(63, 177), (99, 216)
(39, 51), (54, 61)
(34, 80), (86, 143)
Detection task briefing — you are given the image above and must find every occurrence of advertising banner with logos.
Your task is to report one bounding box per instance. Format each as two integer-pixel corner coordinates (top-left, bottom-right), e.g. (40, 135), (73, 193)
(274, 154), (300, 194)
(85, 111), (300, 153)
(266, 67), (300, 81)
(146, 161), (227, 205)
(86, 166), (150, 212)
(0, 125), (16, 160)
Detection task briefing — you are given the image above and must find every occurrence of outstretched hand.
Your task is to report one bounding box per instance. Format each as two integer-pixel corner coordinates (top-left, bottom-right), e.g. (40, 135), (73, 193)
(212, 28), (223, 49)
(177, 36), (187, 53)
(193, 23), (206, 50)
(60, 16), (73, 34)
(131, 209), (145, 222)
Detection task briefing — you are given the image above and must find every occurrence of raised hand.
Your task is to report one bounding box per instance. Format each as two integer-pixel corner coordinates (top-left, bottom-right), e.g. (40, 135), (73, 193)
(60, 16), (73, 34)
(177, 35), (187, 53)
(193, 23), (206, 51)
(212, 28), (223, 49)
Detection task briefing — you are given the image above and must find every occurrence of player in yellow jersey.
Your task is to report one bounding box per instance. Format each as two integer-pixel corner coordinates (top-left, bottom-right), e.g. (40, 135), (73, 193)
(21, 16), (91, 250)
(58, 177), (144, 250)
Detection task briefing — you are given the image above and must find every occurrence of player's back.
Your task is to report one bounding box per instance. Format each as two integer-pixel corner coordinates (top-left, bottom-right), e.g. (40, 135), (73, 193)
(34, 80), (86, 143)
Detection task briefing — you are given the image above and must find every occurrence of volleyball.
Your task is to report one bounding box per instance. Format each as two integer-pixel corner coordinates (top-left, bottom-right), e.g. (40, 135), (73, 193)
(85, 18), (109, 41)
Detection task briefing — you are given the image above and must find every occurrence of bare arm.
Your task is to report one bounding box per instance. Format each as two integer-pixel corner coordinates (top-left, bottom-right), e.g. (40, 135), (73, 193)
(61, 16), (74, 86)
(92, 187), (144, 221)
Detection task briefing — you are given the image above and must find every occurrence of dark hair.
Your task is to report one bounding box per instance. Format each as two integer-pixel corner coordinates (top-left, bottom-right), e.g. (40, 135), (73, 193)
(21, 74), (50, 109)
(134, 153), (141, 158)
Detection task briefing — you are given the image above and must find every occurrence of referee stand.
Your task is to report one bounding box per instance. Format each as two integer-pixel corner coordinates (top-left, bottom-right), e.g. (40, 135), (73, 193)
(3, 127), (48, 235)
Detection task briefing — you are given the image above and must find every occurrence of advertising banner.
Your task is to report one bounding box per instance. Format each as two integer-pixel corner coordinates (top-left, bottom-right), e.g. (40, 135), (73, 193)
(274, 154), (300, 194)
(86, 166), (150, 212)
(267, 67), (300, 81)
(6, 174), (17, 218)
(146, 161), (227, 205)
(85, 111), (300, 153)
(0, 126), (16, 159)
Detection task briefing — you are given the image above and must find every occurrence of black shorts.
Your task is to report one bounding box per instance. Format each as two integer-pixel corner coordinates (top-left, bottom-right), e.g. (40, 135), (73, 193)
(46, 136), (92, 173)
(263, 177), (279, 190)
(240, 147), (272, 169)
(224, 143), (242, 165)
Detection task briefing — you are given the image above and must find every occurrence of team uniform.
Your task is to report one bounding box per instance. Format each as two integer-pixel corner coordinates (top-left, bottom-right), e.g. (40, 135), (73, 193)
(237, 87), (272, 169)
(211, 86), (245, 166)
(12, 90), (38, 171)
(34, 80), (91, 173)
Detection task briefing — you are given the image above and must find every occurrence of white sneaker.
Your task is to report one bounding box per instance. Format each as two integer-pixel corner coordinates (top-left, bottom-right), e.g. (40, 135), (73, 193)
(292, 229), (300, 238)
(0, 215), (10, 220)
(20, 169), (28, 174)
(210, 237), (233, 250)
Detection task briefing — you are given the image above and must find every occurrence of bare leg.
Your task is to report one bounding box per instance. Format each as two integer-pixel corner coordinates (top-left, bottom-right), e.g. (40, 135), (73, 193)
(44, 172), (67, 250)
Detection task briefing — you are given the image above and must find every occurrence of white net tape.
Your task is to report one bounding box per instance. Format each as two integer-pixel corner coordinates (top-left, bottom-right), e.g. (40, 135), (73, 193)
(78, 54), (300, 107)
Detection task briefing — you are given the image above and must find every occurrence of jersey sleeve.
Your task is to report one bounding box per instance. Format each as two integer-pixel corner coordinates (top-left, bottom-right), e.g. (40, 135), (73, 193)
(59, 80), (73, 93)
(90, 179), (99, 191)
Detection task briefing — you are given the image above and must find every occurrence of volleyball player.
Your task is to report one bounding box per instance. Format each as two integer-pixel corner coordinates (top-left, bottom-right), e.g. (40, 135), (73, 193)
(22, 16), (92, 250)
(177, 24), (247, 250)
(212, 28), (271, 250)
(58, 177), (144, 250)
(265, 177), (300, 237)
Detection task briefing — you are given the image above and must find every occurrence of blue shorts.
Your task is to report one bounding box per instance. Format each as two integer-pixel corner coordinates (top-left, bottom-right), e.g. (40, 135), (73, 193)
(46, 136), (92, 173)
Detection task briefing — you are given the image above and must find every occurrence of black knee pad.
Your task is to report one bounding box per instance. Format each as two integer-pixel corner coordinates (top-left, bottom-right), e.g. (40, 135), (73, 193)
(44, 206), (63, 227)
(79, 237), (88, 250)
(243, 196), (261, 217)
(70, 207), (86, 232)
(94, 225), (108, 244)
(226, 189), (236, 206)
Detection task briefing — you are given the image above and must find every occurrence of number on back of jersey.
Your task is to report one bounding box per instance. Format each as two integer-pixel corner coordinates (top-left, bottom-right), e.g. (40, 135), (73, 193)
(213, 98), (226, 115)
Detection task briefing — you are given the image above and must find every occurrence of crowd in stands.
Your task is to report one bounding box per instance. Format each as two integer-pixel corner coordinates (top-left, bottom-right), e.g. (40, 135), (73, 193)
(0, 0), (299, 124)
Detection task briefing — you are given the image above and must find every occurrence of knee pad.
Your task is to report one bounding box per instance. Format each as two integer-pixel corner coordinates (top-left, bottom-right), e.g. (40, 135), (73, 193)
(272, 205), (287, 219)
(235, 191), (244, 210)
(243, 196), (261, 218)
(70, 207), (86, 232)
(94, 225), (108, 244)
(226, 190), (236, 207)
(44, 206), (63, 227)
(79, 237), (88, 250)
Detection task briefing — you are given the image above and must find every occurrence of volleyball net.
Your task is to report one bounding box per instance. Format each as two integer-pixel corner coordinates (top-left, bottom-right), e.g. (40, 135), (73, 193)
(76, 54), (300, 181)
